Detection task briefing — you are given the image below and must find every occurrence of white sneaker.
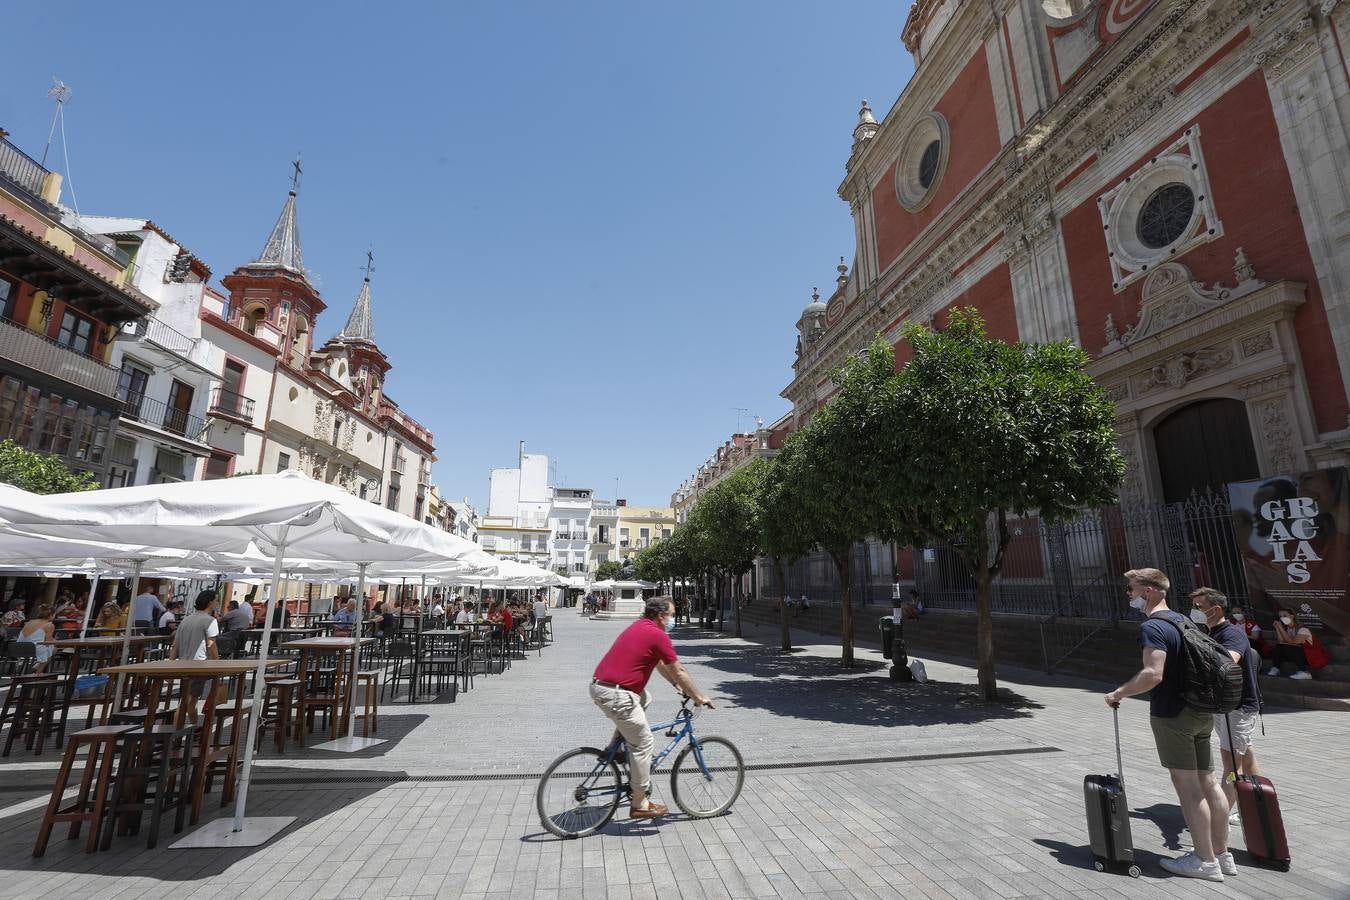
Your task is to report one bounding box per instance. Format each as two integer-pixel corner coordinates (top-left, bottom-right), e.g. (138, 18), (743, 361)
(1160, 851), (1224, 881)
(1290, 670), (1312, 680)
(1216, 851), (1238, 876)
(1229, 809), (1242, 827)
(1266, 666), (1281, 676)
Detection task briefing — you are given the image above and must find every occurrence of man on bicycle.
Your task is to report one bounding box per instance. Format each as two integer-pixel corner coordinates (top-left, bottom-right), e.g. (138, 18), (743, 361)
(591, 596), (712, 819)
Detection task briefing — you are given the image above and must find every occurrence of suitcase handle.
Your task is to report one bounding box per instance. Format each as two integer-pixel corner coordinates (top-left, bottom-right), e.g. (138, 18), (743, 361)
(1113, 704), (1125, 788)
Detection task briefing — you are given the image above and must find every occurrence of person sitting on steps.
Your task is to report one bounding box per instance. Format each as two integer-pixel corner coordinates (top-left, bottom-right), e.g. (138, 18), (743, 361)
(1268, 608), (1314, 680)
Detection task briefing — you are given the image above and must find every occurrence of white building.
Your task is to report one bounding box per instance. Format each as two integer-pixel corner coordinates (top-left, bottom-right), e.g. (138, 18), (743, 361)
(79, 217), (219, 486)
(447, 496), (480, 544)
(481, 448), (552, 564)
(549, 487), (593, 579)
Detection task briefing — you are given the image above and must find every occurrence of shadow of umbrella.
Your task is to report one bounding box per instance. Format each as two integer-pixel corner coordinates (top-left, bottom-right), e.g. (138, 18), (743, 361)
(1131, 802), (1187, 851)
(5, 766), (404, 880)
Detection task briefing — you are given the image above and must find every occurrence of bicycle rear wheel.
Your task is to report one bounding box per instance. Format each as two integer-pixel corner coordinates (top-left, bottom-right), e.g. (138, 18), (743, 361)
(536, 747), (623, 838)
(670, 735), (744, 818)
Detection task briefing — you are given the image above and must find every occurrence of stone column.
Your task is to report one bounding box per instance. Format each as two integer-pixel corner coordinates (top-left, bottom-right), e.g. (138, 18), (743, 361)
(1255, 5), (1350, 415)
(1240, 371), (1306, 476)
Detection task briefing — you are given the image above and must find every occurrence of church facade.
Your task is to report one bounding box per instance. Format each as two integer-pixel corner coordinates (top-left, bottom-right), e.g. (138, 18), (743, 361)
(787, 0), (1350, 511)
(200, 179), (436, 523)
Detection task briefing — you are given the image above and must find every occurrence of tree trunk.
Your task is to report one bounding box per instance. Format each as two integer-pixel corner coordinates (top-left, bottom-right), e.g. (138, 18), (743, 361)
(716, 575), (724, 632)
(734, 573), (743, 638)
(777, 559), (791, 652)
(975, 567), (997, 701)
(832, 550), (854, 668)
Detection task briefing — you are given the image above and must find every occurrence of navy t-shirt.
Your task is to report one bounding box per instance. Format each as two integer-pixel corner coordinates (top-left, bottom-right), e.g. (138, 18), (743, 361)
(1209, 620), (1259, 713)
(1139, 611), (1187, 718)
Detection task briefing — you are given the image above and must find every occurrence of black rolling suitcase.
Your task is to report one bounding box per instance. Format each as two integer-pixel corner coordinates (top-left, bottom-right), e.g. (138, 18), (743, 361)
(1084, 706), (1141, 877)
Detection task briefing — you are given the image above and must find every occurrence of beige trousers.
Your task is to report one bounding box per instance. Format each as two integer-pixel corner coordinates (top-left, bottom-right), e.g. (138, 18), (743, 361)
(589, 682), (653, 795)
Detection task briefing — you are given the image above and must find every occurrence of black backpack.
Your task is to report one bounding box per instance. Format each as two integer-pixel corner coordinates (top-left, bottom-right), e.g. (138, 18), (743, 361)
(1156, 612), (1243, 714)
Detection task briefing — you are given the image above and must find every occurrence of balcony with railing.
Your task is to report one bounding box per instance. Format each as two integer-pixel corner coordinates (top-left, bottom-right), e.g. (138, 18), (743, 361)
(391, 453), (408, 474)
(127, 314), (194, 357)
(118, 390), (207, 443)
(208, 387), (255, 424)
(0, 314), (120, 399)
(553, 530), (587, 542)
(0, 137), (57, 207)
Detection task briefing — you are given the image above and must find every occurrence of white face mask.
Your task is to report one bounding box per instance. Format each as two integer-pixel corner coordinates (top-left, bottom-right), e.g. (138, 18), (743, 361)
(1280, 616), (1293, 626)
(1129, 595), (1147, 611)
(1190, 608), (1209, 625)
(1233, 612), (1245, 621)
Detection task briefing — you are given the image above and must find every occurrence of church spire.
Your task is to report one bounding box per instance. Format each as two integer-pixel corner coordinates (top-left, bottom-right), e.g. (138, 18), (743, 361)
(339, 249), (377, 342)
(253, 156), (307, 278)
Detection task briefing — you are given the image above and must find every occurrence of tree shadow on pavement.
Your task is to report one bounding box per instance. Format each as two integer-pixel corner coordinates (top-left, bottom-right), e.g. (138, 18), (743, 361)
(716, 672), (1043, 727)
(683, 644), (888, 678)
(1, 765), (401, 881)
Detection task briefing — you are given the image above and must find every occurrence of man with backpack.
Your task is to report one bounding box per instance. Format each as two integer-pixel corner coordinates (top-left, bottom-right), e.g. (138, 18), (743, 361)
(1104, 568), (1233, 881)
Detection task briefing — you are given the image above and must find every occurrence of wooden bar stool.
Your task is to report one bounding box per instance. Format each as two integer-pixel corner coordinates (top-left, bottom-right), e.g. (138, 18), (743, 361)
(355, 670), (380, 737)
(101, 723), (195, 850)
(33, 724), (138, 856)
(1, 673), (56, 736)
(4, 676), (70, 757)
(201, 695), (253, 809)
(257, 677), (301, 753)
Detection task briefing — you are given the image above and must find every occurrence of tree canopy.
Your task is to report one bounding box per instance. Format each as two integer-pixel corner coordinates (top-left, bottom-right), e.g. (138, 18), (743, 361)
(0, 440), (101, 494)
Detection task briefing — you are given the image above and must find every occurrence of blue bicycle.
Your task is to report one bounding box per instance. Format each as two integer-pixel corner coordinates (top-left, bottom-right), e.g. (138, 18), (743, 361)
(536, 693), (744, 838)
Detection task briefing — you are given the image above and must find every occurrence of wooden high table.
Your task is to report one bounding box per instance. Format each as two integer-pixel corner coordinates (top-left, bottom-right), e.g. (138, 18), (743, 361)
(99, 658), (290, 824)
(279, 637), (374, 740)
(45, 635), (168, 719)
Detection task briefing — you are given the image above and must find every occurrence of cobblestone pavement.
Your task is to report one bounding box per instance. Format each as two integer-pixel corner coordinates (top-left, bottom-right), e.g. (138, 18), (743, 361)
(0, 610), (1345, 898)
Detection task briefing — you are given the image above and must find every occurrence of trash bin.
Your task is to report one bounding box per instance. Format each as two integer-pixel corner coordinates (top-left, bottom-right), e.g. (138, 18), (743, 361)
(879, 616), (894, 658)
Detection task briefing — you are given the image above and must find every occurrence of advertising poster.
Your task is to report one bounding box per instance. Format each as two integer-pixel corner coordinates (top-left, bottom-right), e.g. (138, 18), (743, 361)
(1228, 466), (1350, 636)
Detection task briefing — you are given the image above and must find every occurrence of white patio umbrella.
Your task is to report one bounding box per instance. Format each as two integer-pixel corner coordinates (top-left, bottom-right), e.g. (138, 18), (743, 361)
(0, 471), (487, 845)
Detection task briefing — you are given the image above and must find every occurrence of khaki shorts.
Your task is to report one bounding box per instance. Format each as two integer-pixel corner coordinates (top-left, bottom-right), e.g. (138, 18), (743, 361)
(1214, 709), (1258, 754)
(1150, 706), (1214, 771)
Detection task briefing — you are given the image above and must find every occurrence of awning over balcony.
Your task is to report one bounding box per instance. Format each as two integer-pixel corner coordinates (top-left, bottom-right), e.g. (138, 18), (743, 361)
(0, 214), (153, 324)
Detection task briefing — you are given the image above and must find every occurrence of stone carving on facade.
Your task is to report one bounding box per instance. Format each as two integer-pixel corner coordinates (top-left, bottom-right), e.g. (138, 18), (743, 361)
(1098, 91), (1171, 159)
(296, 441), (311, 473)
(1105, 381), (1129, 403)
(1240, 331), (1275, 357)
(1257, 396), (1298, 474)
(1250, 15), (1318, 81)
(1118, 441), (1146, 511)
(337, 464), (355, 492)
(313, 399), (330, 442)
(342, 420), (356, 452)
(1233, 247), (1258, 285)
(1104, 313), (1120, 346)
(1104, 261), (1264, 353)
(1138, 346), (1234, 394)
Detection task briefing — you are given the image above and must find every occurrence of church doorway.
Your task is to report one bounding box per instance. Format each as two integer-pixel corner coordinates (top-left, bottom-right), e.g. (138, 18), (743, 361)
(1152, 398), (1261, 503)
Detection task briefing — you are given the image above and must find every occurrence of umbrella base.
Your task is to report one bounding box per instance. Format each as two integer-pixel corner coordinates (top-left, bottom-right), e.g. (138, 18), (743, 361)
(312, 735), (387, 752)
(170, 816), (296, 848)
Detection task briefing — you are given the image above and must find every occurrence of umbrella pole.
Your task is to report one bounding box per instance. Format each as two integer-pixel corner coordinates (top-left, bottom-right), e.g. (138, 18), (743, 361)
(232, 527), (289, 832)
(78, 571), (101, 639)
(342, 562), (370, 740)
(110, 559), (145, 713)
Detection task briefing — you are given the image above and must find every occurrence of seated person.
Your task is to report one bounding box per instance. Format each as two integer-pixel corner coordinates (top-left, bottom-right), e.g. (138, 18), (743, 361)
(158, 601), (183, 635)
(1229, 605), (1269, 657)
(332, 599), (358, 636)
(95, 599), (126, 630)
(1269, 608), (1316, 680)
(17, 605), (56, 673)
(270, 603), (292, 629)
(900, 589), (924, 619)
(222, 600), (253, 632)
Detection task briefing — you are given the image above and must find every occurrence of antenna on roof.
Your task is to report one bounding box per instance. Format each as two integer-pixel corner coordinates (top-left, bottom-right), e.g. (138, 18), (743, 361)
(41, 79), (70, 168)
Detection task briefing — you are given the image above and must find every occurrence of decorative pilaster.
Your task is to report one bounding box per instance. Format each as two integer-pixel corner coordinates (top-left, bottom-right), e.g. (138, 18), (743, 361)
(1240, 371), (1304, 475)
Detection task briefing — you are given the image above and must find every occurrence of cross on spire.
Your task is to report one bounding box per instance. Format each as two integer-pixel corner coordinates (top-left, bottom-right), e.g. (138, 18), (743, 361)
(360, 248), (375, 282)
(289, 154), (303, 194)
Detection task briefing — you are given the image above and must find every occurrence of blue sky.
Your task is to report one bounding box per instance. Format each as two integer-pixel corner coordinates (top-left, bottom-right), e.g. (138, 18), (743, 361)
(3, 1), (910, 509)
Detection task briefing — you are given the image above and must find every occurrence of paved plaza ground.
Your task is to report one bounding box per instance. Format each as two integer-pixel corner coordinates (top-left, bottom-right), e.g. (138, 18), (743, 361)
(0, 610), (1346, 899)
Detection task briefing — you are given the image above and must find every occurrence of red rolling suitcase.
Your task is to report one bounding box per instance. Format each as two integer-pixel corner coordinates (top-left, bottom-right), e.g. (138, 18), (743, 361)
(1084, 706), (1140, 877)
(1225, 714), (1291, 871)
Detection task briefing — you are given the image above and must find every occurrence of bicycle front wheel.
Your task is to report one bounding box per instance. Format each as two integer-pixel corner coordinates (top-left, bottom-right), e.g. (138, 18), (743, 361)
(536, 747), (623, 838)
(670, 735), (744, 818)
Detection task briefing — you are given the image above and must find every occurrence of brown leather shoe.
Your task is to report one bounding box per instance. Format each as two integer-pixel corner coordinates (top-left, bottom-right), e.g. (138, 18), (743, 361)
(629, 802), (669, 819)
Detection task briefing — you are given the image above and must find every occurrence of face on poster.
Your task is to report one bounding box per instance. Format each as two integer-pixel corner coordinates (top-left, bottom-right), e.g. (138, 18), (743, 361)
(1228, 466), (1350, 632)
